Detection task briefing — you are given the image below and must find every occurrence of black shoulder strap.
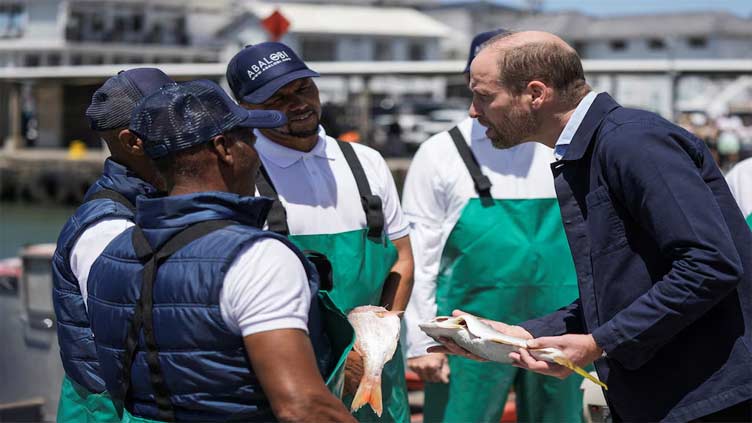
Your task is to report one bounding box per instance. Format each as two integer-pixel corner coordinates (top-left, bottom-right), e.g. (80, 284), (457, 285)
(86, 188), (136, 213)
(255, 165), (290, 235)
(337, 140), (385, 241)
(448, 126), (493, 204)
(120, 219), (236, 422)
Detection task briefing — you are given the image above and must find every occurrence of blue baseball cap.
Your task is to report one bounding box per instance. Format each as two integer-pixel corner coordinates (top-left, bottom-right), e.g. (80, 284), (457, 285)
(130, 80), (286, 159)
(226, 42), (320, 105)
(86, 67), (174, 131)
(464, 29), (508, 73)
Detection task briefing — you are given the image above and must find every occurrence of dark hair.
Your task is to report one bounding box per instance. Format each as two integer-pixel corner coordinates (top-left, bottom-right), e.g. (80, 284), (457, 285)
(153, 128), (251, 189)
(487, 33), (587, 105)
(154, 142), (212, 186)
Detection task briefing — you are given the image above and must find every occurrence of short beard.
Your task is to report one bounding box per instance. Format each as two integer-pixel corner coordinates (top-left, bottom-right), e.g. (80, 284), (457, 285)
(273, 117), (320, 138)
(489, 107), (539, 150)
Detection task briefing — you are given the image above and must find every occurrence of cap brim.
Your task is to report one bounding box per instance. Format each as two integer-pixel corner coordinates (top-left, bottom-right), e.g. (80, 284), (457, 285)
(236, 109), (287, 129)
(241, 68), (320, 104)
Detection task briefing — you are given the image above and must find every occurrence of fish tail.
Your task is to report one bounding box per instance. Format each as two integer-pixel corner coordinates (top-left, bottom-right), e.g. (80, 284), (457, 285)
(350, 373), (383, 416)
(553, 356), (609, 391)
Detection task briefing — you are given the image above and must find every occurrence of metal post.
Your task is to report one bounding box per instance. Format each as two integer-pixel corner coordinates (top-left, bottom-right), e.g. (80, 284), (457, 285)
(5, 83), (23, 150)
(360, 75), (372, 145)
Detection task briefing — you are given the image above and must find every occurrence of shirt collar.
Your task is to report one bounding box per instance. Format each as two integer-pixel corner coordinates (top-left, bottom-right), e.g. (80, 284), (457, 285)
(254, 125), (335, 169)
(470, 117), (489, 141)
(554, 91), (597, 152)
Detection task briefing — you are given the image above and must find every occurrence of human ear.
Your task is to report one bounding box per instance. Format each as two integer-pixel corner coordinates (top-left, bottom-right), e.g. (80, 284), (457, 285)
(527, 81), (548, 109)
(118, 130), (146, 156)
(212, 135), (234, 166)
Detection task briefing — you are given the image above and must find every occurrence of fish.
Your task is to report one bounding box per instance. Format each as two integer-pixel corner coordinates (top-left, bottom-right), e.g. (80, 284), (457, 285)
(347, 305), (402, 416)
(419, 315), (608, 390)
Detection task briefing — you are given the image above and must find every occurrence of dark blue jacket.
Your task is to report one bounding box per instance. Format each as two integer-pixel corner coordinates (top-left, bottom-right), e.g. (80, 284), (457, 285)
(52, 158), (155, 393)
(87, 192), (329, 421)
(521, 93), (752, 422)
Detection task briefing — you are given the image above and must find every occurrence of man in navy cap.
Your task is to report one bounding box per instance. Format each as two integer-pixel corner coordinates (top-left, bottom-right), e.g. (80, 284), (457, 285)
(86, 80), (356, 423)
(401, 30), (585, 422)
(226, 42), (414, 422)
(52, 67), (173, 422)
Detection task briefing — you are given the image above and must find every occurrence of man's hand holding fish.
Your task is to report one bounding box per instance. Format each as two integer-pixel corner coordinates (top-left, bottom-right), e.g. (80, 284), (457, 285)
(422, 309), (608, 389)
(426, 309), (533, 361)
(511, 334), (603, 380)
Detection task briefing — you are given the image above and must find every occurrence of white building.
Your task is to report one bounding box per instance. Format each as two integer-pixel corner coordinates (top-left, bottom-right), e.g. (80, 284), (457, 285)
(424, 9), (752, 61)
(218, 2), (449, 62)
(0, 0), (230, 68)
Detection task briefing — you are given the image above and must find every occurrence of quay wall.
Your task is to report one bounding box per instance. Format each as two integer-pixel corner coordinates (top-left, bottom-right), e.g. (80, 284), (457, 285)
(0, 150), (411, 205)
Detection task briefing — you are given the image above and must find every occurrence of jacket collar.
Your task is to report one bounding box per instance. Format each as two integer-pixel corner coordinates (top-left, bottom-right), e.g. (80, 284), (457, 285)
(135, 191), (273, 250)
(84, 158), (157, 205)
(561, 92), (621, 161)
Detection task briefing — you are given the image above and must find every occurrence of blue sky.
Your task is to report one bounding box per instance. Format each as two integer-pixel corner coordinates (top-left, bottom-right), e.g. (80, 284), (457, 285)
(495, 0), (752, 17)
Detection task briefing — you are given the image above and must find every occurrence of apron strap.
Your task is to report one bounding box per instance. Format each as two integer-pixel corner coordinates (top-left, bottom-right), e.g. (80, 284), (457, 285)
(121, 219), (236, 422)
(448, 126), (493, 204)
(86, 188), (136, 213)
(303, 250), (333, 291)
(255, 165), (290, 236)
(336, 140), (385, 241)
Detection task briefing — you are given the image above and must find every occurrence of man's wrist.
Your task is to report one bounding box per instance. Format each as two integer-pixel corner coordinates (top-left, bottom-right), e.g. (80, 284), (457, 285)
(589, 334), (606, 360)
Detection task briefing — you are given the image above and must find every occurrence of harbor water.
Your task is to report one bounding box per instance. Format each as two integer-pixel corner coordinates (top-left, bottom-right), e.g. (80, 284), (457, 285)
(0, 202), (74, 259)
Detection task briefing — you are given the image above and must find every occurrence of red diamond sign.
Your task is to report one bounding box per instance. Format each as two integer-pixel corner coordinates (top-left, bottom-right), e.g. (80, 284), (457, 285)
(261, 9), (290, 42)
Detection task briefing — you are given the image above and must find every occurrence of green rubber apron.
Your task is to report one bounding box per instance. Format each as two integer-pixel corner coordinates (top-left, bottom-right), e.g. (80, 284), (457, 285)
(57, 376), (121, 423)
(256, 141), (410, 423)
(423, 128), (583, 423)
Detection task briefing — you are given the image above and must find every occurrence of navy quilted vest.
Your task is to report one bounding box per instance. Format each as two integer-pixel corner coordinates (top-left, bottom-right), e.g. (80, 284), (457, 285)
(52, 158), (155, 393)
(87, 192), (329, 421)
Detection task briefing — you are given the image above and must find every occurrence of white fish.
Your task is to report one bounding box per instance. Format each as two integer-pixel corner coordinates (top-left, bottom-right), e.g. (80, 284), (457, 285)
(347, 305), (402, 416)
(419, 315), (608, 390)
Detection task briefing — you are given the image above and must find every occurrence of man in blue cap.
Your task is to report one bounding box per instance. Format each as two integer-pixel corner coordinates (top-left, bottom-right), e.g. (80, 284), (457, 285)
(401, 30), (585, 422)
(86, 80), (356, 423)
(52, 67), (173, 422)
(226, 42), (414, 423)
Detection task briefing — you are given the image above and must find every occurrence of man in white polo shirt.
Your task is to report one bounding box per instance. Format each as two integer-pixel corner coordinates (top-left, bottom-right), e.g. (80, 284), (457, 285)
(727, 157), (752, 230)
(401, 30), (584, 423)
(226, 42), (414, 423)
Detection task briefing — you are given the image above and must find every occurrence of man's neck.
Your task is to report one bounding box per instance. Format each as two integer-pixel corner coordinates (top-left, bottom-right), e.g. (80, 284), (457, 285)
(259, 129), (318, 152)
(110, 155), (159, 187)
(537, 91), (590, 148)
(169, 180), (228, 196)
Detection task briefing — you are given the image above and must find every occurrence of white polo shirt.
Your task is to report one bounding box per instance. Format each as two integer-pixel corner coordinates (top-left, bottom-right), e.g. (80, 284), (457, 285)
(73, 219), (310, 337)
(254, 126), (410, 240)
(401, 117), (558, 358)
(726, 157), (752, 220)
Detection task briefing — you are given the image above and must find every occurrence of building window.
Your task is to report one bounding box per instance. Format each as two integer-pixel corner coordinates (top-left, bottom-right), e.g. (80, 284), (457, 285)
(609, 40), (627, 51)
(0, 4), (26, 38)
(66, 11), (83, 41)
(408, 43), (426, 61)
(572, 41), (586, 55)
(71, 54), (84, 65)
(300, 39), (336, 61)
(133, 14), (143, 32)
(85, 55), (104, 65)
(688, 37), (707, 49)
(47, 53), (61, 66)
(374, 40), (392, 61)
(648, 38), (665, 50)
(23, 54), (40, 67)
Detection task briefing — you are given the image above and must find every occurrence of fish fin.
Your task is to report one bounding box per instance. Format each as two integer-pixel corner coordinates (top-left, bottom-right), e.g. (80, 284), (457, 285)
(552, 356), (609, 391)
(350, 374), (383, 416)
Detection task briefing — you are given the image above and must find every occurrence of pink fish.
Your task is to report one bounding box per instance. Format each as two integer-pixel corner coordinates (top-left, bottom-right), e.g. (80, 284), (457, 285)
(347, 305), (402, 416)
